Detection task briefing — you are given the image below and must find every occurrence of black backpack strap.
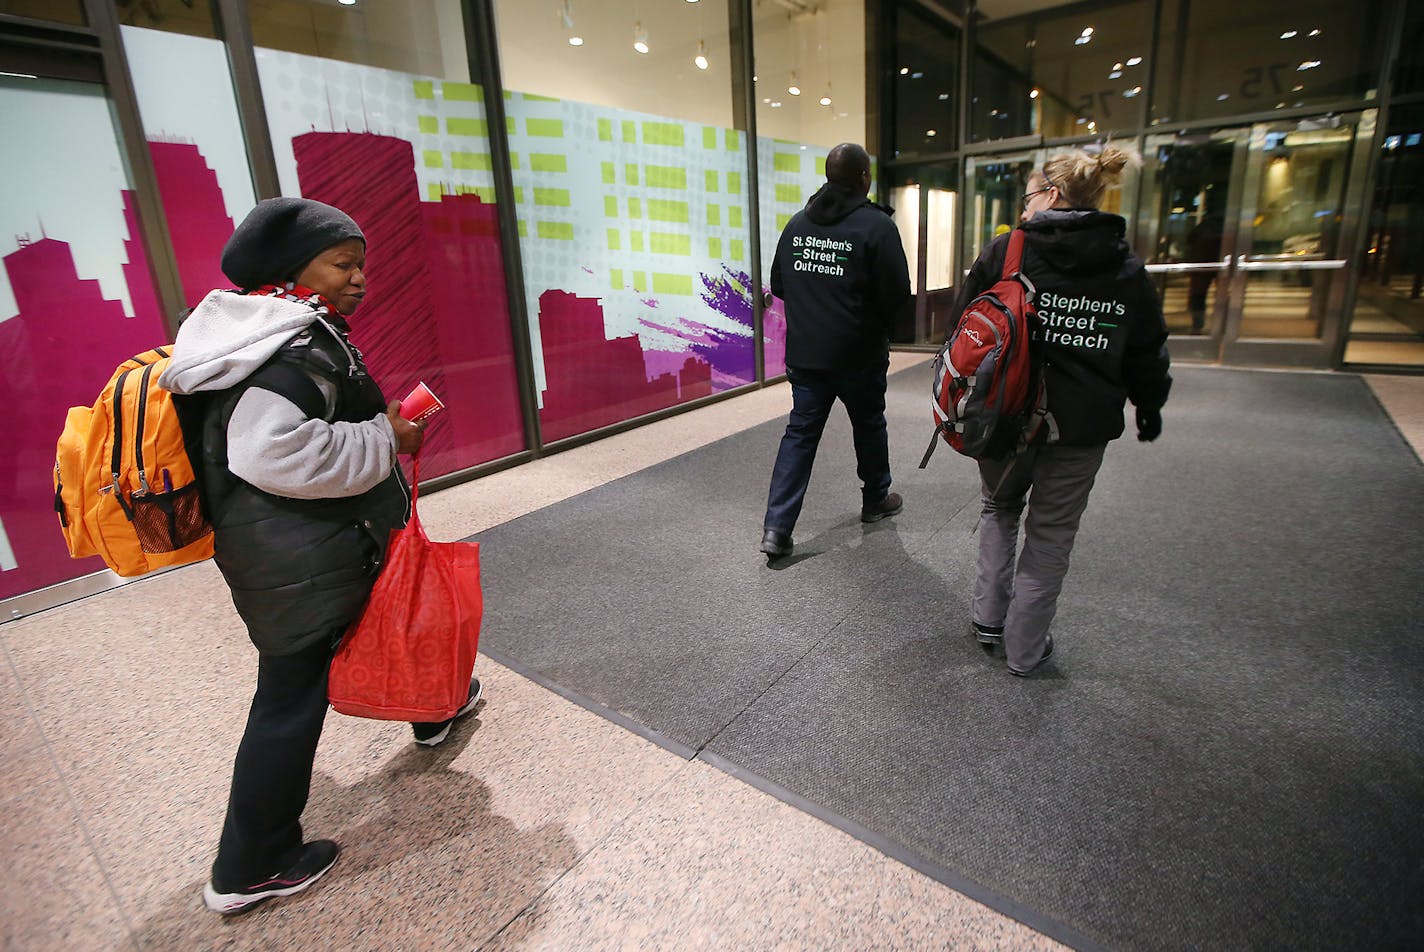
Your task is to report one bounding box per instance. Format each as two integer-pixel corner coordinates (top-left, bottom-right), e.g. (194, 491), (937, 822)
(241, 360), (329, 422)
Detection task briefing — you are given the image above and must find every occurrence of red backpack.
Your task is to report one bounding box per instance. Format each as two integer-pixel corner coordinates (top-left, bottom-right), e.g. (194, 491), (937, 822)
(919, 228), (1046, 468)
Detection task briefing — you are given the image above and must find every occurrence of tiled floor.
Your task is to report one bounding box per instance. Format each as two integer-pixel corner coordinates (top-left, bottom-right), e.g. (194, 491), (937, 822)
(2, 356), (1419, 950)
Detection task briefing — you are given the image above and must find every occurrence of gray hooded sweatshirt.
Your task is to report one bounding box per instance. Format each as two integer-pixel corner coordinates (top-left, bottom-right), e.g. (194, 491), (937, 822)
(159, 289), (397, 500)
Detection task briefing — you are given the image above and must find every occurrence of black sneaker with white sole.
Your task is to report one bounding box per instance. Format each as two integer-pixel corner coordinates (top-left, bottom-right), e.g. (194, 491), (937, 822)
(411, 677), (483, 747)
(203, 839), (340, 915)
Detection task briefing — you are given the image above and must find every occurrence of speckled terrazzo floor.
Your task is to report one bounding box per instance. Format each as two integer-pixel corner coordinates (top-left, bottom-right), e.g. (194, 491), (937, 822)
(2, 357), (1419, 951)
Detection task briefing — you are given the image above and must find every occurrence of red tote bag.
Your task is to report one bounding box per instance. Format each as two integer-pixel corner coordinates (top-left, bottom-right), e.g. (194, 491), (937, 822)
(329, 458), (482, 721)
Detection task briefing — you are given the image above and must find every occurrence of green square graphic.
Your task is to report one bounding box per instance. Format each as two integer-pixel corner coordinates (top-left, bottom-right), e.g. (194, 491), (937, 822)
(645, 165), (687, 190)
(535, 188), (571, 207)
(647, 200), (689, 223)
(775, 183), (802, 204)
(607, 228), (621, 250)
(650, 233), (691, 256)
(622, 120), (637, 143)
(417, 115), (439, 134)
(509, 153), (521, 169)
(628, 197), (643, 219)
(512, 187), (525, 204)
(624, 164), (639, 186)
(423, 150), (444, 169)
(537, 220), (574, 240)
(443, 82), (482, 101)
(447, 118), (488, 137)
(703, 128), (717, 149)
(633, 271), (647, 292)
(604, 195), (619, 217)
(724, 128), (739, 151)
(598, 118), (613, 142)
(414, 81), (435, 100)
(705, 170), (718, 192)
(530, 153), (568, 173)
(774, 153), (800, 173)
(728, 172), (742, 194)
(630, 231), (645, 252)
(452, 152), (492, 171)
(776, 213), (792, 230)
(611, 268), (624, 289)
(729, 206), (743, 228)
(643, 122), (684, 147)
(708, 236), (723, 258)
(526, 118), (564, 138)
(653, 273), (694, 295)
(731, 239), (745, 260)
(816, 157), (827, 176)
(601, 162), (615, 184)
(706, 204), (721, 226)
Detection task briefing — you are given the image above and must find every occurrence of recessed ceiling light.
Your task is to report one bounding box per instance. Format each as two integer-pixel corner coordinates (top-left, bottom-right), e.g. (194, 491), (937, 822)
(568, 35), (583, 46)
(819, 96), (832, 106)
(1126, 56), (1143, 66)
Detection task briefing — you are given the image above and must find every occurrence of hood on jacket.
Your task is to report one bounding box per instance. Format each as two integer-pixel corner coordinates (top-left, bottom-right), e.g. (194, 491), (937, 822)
(158, 289), (323, 395)
(804, 181), (890, 226)
(1021, 209), (1131, 276)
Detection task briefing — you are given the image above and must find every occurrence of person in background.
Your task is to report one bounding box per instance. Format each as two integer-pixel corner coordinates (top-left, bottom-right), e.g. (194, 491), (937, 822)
(760, 142), (912, 560)
(955, 146), (1171, 676)
(160, 198), (481, 916)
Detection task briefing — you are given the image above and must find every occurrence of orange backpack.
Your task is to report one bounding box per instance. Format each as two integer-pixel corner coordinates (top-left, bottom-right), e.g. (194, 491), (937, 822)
(53, 347), (214, 577)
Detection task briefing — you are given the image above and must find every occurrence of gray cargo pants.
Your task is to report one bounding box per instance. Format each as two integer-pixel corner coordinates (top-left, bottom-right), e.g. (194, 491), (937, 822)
(973, 442), (1107, 672)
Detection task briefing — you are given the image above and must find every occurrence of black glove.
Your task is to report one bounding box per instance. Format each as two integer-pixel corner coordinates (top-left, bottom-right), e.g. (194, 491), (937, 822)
(1136, 407), (1162, 442)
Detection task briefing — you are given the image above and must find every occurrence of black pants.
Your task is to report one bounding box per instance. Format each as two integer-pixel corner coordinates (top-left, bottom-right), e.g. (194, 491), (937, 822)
(763, 360), (892, 535)
(211, 634), (336, 889)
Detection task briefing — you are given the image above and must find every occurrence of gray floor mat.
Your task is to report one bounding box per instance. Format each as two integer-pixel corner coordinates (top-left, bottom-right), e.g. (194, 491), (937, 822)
(472, 364), (1424, 950)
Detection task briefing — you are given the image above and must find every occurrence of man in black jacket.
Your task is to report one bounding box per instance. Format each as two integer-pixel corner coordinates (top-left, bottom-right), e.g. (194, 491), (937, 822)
(760, 143), (912, 559)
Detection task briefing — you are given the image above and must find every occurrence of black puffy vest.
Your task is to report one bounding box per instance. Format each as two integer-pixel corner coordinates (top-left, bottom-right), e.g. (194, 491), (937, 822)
(193, 318), (410, 655)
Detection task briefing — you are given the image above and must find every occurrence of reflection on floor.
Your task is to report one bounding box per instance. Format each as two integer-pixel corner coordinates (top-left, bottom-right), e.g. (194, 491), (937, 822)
(1344, 340), (1424, 365)
(1157, 276), (1424, 365)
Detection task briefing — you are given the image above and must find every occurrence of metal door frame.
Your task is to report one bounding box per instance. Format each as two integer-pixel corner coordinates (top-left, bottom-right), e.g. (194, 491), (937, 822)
(1138, 126), (1251, 363)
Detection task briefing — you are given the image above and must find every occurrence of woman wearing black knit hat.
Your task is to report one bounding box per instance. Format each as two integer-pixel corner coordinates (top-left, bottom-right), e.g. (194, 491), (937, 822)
(160, 197), (480, 915)
(955, 146), (1172, 677)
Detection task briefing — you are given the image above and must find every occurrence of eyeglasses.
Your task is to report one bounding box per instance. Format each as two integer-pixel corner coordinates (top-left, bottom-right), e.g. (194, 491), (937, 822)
(1021, 185), (1054, 205)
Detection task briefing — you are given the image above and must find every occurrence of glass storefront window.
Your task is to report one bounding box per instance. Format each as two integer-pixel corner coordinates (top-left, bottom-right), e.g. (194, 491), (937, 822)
(1346, 104), (1424, 366)
(0, 1), (84, 26)
(496, 0), (733, 128)
(964, 153), (1035, 262)
(970, 16), (1032, 143)
(753, 0), (863, 148)
(890, 2), (958, 159)
(250, 0), (470, 80)
(1395, 0), (1424, 97)
(754, 0), (865, 377)
(1152, 0), (1387, 126)
(252, 1), (526, 476)
(115, 0), (216, 38)
(971, 0), (1148, 142)
(122, 26), (257, 309)
(0, 75), (169, 600)
(494, 0), (753, 440)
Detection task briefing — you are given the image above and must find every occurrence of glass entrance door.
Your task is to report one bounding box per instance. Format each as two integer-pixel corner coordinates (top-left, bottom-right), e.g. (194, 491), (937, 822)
(1140, 114), (1372, 366)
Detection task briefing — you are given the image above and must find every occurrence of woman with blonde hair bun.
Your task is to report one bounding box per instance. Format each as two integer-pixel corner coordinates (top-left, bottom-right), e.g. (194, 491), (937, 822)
(951, 143), (1172, 677)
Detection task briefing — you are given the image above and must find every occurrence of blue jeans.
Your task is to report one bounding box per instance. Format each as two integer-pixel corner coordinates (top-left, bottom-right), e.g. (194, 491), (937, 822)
(763, 361), (892, 535)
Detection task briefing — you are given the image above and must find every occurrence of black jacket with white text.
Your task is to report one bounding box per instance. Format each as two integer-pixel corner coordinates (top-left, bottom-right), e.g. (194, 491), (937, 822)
(771, 182), (911, 370)
(953, 209), (1172, 446)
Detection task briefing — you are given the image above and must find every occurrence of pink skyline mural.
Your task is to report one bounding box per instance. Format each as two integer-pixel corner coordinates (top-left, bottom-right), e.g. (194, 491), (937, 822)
(0, 194), (168, 600)
(292, 130), (525, 474)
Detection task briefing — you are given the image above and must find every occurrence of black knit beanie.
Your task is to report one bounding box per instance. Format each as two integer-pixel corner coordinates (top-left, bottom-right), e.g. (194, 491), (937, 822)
(221, 197), (365, 290)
